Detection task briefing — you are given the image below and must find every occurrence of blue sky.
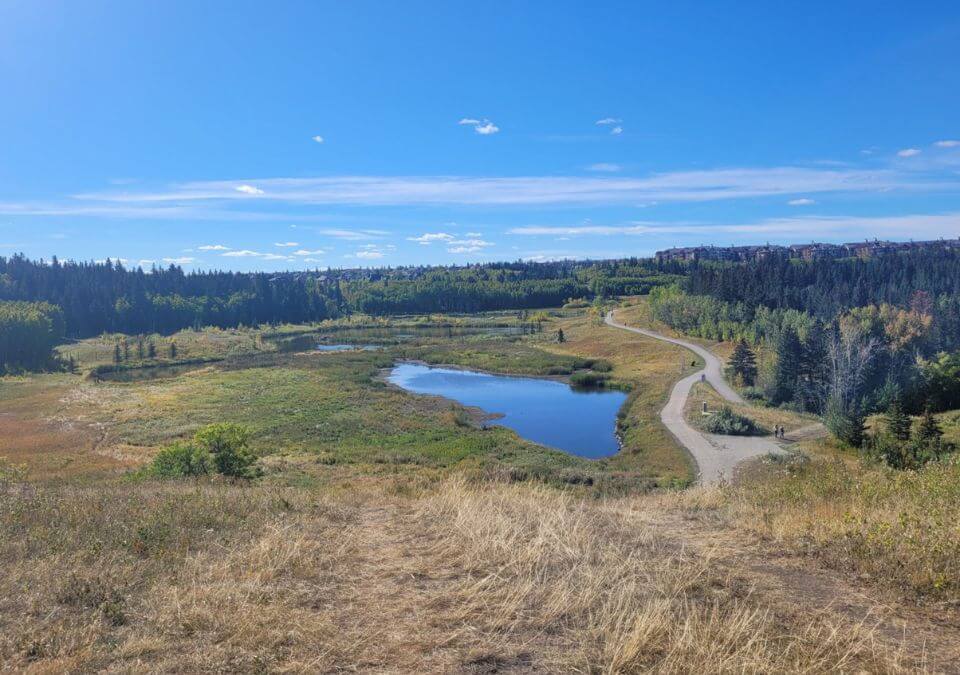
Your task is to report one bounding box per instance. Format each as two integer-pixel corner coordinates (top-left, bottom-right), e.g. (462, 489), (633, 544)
(1, 0), (959, 270)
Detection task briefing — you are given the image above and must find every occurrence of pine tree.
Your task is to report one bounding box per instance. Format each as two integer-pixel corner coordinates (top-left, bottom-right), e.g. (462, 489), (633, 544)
(557, 328), (565, 343)
(916, 408), (943, 442)
(113, 342), (122, 364)
(147, 341), (157, 359)
(726, 338), (757, 386)
(169, 341), (178, 359)
(137, 337), (145, 360)
(884, 397), (912, 441)
(770, 327), (802, 404)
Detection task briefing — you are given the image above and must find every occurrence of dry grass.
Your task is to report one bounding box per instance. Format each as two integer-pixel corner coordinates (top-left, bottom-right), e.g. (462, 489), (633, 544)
(678, 452), (960, 604)
(0, 474), (919, 672)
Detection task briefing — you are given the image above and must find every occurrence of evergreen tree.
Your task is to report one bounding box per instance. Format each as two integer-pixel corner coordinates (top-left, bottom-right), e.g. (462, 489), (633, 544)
(770, 327), (803, 404)
(147, 341), (157, 359)
(113, 342), (122, 364)
(916, 407), (943, 442)
(726, 338), (757, 386)
(884, 397), (912, 441)
(556, 328), (565, 343)
(168, 341), (178, 359)
(137, 337), (145, 360)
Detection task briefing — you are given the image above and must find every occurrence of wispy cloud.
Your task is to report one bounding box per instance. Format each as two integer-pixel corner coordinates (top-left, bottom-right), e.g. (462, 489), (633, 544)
(162, 256), (197, 265)
(293, 249), (325, 256)
(595, 118), (621, 126)
(317, 228), (387, 240)
(198, 244), (231, 251)
(447, 238), (494, 254)
(221, 250), (292, 261)
(459, 118), (500, 135)
(587, 163), (622, 172)
(78, 168), (954, 208)
(311, 135), (324, 144)
(235, 184), (265, 195)
(787, 198), (815, 206)
(610, 126), (623, 136)
(934, 140), (959, 148)
(509, 211), (960, 241)
(897, 148), (921, 158)
(274, 241), (299, 247)
(408, 232), (455, 244)
(354, 250), (384, 259)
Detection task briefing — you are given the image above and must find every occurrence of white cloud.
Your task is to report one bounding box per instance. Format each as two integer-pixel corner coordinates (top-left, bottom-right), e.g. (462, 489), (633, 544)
(465, 231), (482, 237)
(260, 253), (292, 261)
(71, 166), (960, 210)
(587, 163), (622, 172)
(318, 228), (387, 240)
(610, 126), (623, 136)
(934, 140), (959, 148)
(293, 249), (325, 256)
(235, 184), (265, 195)
(446, 238), (494, 254)
(897, 148), (921, 158)
(355, 250), (384, 259)
(595, 118), (621, 126)
(408, 232), (455, 244)
(274, 241), (299, 247)
(162, 256), (197, 265)
(221, 249), (262, 257)
(787, 198), (816, 206)
(460, 118), (499, 135)
(138, 259), (155, 266)
(198, 244), (231, 251)
(509, 211), (960, 240)
(311, 135), (324, 144)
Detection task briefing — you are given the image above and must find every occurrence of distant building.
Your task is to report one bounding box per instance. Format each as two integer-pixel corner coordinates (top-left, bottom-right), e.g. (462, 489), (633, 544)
(655, 238), (960, 263)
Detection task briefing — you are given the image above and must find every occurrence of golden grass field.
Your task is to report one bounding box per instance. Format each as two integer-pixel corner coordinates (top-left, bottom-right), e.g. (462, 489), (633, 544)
(2, 303), (960, 671)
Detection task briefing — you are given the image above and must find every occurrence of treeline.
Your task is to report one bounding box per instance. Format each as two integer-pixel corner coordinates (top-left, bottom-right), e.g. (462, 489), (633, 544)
(0, 254), (674, 339)
(685, 248), (960, 327)
(0, 301), (65, 373)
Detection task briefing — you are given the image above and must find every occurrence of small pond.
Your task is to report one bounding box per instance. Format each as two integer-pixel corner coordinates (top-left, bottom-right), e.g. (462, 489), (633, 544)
(388, 363), (627, 459)
(315, 344), (381, 352)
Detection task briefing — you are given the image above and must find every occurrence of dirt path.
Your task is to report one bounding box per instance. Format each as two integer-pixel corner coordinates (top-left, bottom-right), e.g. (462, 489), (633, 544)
(605, 310), (790, 484)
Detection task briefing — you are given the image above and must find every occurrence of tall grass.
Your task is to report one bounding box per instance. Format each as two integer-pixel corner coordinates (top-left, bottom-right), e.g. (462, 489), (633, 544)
(706, 455), (960, 601)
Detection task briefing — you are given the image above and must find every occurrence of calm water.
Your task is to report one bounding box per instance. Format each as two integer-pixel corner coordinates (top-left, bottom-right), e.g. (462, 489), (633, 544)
(388, 363), (627, 459)
(315, 344), (380, 352)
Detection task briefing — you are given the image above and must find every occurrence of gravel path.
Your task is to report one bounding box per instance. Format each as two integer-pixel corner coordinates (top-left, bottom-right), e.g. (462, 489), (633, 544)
(605, 310), (785, 484)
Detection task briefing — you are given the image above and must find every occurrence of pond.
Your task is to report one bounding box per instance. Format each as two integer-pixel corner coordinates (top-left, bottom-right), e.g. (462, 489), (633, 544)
(315, 344), (381, 352)
(388, 363), (627, 459)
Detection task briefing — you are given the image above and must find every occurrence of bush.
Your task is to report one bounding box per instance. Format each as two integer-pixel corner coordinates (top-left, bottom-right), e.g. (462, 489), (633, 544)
(570, 372), (610, 388)
(148, 442), (215, 478)
(702, 406), (763, 436)
(146, 423), (258, 479)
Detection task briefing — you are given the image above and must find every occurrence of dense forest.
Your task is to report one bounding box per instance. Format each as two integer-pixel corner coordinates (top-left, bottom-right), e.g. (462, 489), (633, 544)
(646, 249), (960, 459)
(0, 254), (677, 339)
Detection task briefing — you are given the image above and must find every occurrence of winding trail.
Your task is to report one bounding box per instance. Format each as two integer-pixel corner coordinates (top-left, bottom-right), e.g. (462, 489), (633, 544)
(605, 310), (786, 484)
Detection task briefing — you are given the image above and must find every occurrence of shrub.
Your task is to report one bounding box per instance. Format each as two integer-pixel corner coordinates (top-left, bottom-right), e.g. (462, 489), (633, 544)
(148, 442), (215, 478)
(146, 423), (258, 479)
(702, 406), (763, 436)
(570, 372), (610, 388)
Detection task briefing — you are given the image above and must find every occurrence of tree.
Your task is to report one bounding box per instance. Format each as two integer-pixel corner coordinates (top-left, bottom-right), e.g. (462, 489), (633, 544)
(769, 327), (802, 404)
(168, 341), (178, 359)
(113, 342), (123, 364)
(916, 408), (943, 443)
(147, 341), (157, 359)
(556, 328), (565, 343)
(884, 397), (912, 441)
(137, 337), (145, 360)
(825, 396), (866, 448)
(726, 338), (757, 386)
